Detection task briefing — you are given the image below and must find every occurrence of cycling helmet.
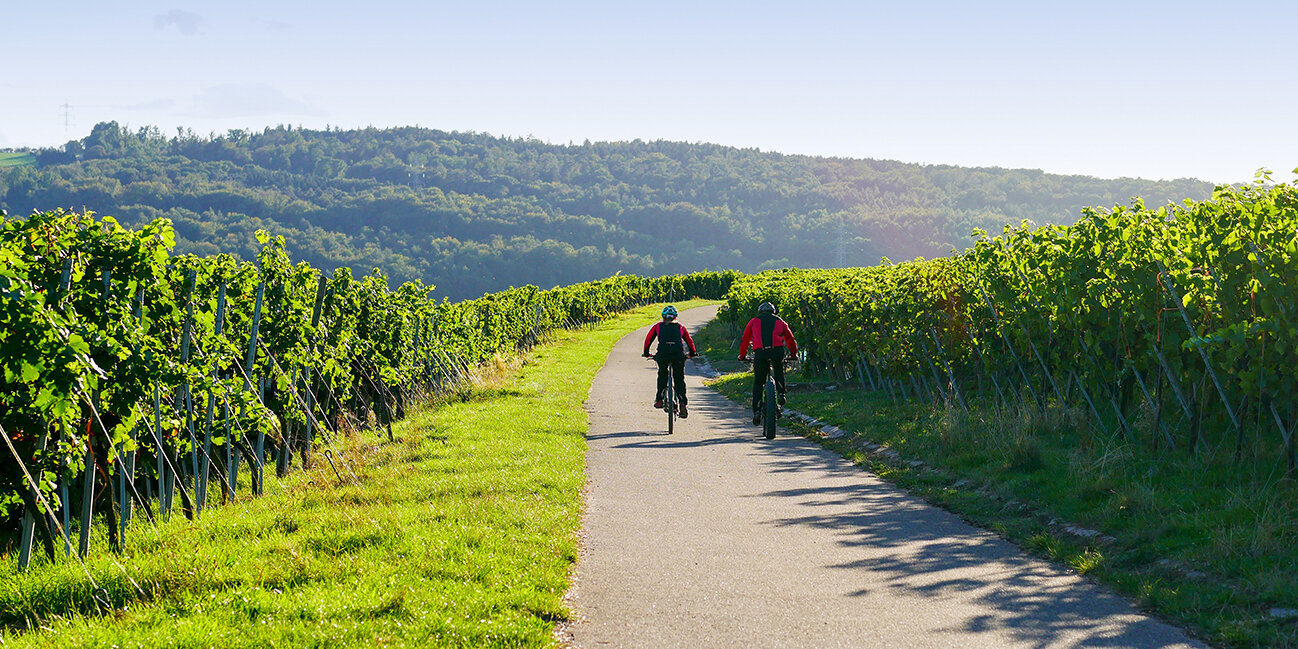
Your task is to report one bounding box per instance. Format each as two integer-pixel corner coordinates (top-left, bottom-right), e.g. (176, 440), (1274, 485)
(758, 302), (776, 315)
(661, 305), (678, 319)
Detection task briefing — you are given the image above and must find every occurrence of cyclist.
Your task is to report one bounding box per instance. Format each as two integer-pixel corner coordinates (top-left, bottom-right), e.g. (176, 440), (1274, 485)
(737, 302), (798, 425)
(642, 305), (697, 418)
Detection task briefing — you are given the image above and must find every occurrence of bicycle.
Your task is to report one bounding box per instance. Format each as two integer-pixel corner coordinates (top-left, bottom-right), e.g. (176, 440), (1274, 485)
(647, 354), (682, 434)
(743, 356), (795, 439)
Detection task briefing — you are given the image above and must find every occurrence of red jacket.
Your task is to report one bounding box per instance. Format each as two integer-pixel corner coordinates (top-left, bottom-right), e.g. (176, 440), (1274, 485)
(644, 321), (697, 356)
(739, 316), (798, 357)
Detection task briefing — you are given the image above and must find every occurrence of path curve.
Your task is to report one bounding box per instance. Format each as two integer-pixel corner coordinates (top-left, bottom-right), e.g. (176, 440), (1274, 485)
(567, 305), (1203, 649)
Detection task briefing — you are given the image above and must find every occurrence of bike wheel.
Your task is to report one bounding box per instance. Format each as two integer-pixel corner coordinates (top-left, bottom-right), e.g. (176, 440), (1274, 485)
(763, 379), (777, 439)
(666, 377), (675, 435)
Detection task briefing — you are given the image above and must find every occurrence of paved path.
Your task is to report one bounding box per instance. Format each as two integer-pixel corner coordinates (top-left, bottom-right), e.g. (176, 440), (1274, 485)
(566, 305), (1204, 649)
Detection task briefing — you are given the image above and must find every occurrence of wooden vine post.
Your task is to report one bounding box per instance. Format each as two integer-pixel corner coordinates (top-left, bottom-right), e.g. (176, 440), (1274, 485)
(304, 275), (327, 468)
(245, 281), (266, 495)
(197, 282), (226, 515)
(77, 268), (114, 557)
(928, 326), (967, 411)
(17, 259), (73, 571)
(1155, 259), (1241, 432)
(976, 283), (1041, 410)
(153, 384), (170, 520)
(172, 270), (198, 521)
(119, 287), (145, 542)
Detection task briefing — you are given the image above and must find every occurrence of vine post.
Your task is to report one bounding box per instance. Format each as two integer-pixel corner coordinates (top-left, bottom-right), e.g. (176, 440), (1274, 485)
(77, 268), (113, 557)
(17, 260), (73, 570)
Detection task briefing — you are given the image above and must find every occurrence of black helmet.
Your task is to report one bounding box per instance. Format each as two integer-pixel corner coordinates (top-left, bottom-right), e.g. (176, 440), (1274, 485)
(758, 302), (776, 315)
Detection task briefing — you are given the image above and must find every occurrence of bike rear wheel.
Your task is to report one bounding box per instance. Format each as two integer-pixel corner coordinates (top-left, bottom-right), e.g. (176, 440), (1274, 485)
(763, 379), (777, 439)
(666, 375), (675, 435)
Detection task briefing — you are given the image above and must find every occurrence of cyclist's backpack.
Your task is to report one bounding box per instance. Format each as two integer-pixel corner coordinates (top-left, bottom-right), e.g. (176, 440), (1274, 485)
(657, 322), (686, 359)
(758, 313), (780, 348)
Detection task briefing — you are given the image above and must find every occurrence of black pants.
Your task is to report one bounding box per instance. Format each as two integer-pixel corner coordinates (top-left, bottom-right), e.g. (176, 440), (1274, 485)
(656, 356), (687, 405)
(751, 347), (787, 411)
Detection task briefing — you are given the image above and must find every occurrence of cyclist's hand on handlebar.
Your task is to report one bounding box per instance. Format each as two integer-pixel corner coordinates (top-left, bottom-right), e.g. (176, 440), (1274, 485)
(738, 356), (747, 362)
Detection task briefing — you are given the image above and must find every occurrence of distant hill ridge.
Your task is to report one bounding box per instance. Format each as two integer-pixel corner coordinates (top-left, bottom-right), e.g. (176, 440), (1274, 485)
(0, 122), (1213, 300)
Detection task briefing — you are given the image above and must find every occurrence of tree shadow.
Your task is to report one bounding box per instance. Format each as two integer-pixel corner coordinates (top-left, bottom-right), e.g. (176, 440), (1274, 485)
(585, 430), (662, 441)
(613, 435), (752, 449)
(746, 450), (1202, 648)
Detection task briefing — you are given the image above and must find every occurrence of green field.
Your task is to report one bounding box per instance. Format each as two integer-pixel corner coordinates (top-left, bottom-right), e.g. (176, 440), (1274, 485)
(694, 316), (1298, 649)
(0, 301), (710, 648)
(0, 152), (35, 167)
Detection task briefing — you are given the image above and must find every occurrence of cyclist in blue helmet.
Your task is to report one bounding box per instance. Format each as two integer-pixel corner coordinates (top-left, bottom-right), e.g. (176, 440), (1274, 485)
(643, 305), (698, 417)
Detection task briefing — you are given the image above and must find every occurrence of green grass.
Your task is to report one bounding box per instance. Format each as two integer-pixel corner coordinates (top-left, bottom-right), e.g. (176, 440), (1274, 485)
(0, 152), (36, 168)
(695, 315), (1298, 649)
(0, 300), (713, 648)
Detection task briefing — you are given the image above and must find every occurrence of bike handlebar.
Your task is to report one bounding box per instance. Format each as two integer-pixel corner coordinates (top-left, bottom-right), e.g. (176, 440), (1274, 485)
(645, 353), (697, 361)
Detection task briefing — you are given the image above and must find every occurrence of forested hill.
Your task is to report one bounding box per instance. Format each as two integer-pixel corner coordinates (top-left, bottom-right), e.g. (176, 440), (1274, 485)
(0, 122), (1213, 300)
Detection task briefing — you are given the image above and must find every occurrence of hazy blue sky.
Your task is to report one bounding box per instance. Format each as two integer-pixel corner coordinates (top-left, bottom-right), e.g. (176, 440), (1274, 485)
(3, 1), (1295, 183)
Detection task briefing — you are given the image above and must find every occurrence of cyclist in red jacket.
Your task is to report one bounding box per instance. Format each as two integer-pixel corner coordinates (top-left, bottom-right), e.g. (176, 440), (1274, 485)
(738, 302), (798, 425)
(643, 305), (697, 418)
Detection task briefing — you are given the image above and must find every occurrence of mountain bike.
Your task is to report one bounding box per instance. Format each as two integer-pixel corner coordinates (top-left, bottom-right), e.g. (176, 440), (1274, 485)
(744, 356), (795, 439)
(648, 354), (680, 435)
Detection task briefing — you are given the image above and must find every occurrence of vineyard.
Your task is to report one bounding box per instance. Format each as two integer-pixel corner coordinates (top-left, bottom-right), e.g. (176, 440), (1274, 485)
(0, 207), (736, 572)
(3, 176), (1295, 645)
(725, 177), (1298, 477)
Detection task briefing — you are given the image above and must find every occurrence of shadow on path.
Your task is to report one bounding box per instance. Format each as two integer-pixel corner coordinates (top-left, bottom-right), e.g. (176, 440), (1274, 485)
(741, 426), (1195, 648)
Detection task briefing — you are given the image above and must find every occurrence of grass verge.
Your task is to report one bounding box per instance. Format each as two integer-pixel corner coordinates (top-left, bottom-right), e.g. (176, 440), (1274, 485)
(695, 314), (1298, 649)
(0, 300), (711, 648)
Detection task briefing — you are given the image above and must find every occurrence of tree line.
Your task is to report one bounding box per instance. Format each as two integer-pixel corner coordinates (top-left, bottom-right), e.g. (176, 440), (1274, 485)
(0, 122), (1214, 300)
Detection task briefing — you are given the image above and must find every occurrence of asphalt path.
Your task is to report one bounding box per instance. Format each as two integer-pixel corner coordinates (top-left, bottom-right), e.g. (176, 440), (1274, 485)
(565, 305), (1204, 649)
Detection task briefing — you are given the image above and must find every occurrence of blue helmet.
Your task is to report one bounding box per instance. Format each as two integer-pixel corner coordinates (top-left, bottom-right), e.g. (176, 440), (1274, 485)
(661, 305), (678, 319)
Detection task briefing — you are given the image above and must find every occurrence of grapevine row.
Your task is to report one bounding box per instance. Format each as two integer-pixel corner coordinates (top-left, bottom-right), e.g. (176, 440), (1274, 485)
(0, 208), (737, 568)
(725, 179), (1297, 472)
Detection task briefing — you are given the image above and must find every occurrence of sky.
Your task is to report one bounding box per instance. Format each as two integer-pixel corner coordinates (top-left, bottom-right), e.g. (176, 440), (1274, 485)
(2, 0), (1295, 184)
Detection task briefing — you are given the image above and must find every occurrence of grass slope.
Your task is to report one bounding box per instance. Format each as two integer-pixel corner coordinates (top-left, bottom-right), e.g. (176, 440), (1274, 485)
(0, 152), (35, 168)
(0, 301), (708, 648)
(695, 315), (1297, 649)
